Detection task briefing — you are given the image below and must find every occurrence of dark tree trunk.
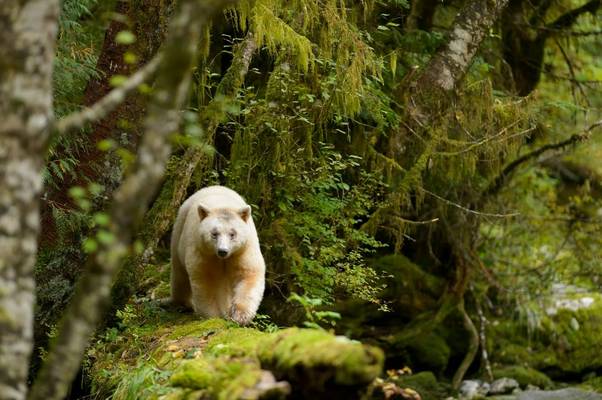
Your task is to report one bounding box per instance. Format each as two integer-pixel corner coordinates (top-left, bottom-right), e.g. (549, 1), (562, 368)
(501, 0), (601, 96)
(407, 0), (440, 31)
(40, 0), (173, 246)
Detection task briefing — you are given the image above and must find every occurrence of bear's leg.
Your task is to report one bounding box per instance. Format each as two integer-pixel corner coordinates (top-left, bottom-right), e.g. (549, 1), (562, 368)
(229, 270), (265, 325)
(190, 282), (222, 317)
(170, 254), (192, 309)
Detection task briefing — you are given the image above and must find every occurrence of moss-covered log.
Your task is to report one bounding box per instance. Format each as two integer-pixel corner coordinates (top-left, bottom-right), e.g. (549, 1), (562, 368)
(89, 311), (384, 400)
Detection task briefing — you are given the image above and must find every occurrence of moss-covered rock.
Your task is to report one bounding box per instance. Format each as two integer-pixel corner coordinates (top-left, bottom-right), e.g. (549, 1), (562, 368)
(88, 303), (384, 399)
(404, 332), (451, 375)
(581, 376), (602, 393)
(372, 255), (444, 318)
(492, 366), (553, 389)
(258, 328), (383, 387)
(393, 371), (450, 400)
(171, 358), (263, 399)
(489, 293), (602, 377)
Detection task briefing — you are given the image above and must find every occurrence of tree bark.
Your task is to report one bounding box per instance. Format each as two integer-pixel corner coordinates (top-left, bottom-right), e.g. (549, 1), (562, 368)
(452, 298), (479, 389)
(415, 0), (510, 96)
(27, 1), (236, 399)
(0, 2), (60, 400)
(40, 0), (174, 246)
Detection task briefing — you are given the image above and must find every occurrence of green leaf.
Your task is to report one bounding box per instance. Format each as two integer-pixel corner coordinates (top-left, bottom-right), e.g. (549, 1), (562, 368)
(93, 212), (110, 227)
(133, 240), (144, 255)
(115, 30), (136, 45)
(96, 230), (116, 245)
(123, 51), (138, 64)
(83, 238), (98, 253)
(109, 75), (127, 87)
(97, 139), (115, 151)
(68, 186), (86, 199)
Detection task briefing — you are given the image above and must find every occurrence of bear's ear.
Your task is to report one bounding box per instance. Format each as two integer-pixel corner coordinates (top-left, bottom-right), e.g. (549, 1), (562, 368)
(198, 204), (210, 221)
(239, 205), (251, 222)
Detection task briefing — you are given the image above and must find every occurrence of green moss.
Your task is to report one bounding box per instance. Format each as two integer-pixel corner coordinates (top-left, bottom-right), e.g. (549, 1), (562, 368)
(258, 328), (384, 387)
(159, 388), (208, 400)
(544, 294), (602, 372)
(371, 255), (444, 317)
(393, 371), (450, 400)
(492, 366), (553, 389)
(89, 311), (384, 399)
(581, 376), (602, 393)
(171, 358), (262, 400)
(405, 333), (451, 374)
(205, 327), (266, 357)
(489, 294), (602, 375)
(167, 318), (234, 339)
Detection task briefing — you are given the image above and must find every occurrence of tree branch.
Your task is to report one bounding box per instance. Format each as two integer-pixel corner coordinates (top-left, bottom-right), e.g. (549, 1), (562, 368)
(416, 0), (510, 95)
(53, 53), (163, 137)
(482, 120), (602, 198)
(27, 1), (236, 399)
(540, 0), (601, 39)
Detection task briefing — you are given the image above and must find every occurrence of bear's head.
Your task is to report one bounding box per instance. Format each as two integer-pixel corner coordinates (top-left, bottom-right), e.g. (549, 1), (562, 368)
(196, 204), (252, 259)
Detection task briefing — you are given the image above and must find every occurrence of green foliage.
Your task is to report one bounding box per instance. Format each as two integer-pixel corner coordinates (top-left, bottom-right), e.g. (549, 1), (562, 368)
(287, 293), (341, 329)
(228, 133), (387, 304)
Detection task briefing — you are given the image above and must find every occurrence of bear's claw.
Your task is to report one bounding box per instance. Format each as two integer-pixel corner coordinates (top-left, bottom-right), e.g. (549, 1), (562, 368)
(229, 303), (254, 326)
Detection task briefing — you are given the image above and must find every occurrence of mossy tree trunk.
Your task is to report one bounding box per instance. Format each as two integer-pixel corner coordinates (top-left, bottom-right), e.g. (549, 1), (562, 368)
(0, 2), (60, 399)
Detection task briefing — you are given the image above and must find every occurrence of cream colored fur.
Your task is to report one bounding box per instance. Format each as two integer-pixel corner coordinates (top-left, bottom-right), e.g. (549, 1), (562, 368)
(170, 186), (265, 325)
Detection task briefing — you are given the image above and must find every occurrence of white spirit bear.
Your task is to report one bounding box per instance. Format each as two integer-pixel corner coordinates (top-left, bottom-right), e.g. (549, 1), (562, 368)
(170, 186), (265, 325)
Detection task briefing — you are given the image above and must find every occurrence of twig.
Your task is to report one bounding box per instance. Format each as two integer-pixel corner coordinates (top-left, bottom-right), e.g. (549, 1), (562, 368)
(53, 54), (162, 136)
(393, 216), (440, 225)
(421, 187), (520, 218)
(482, 120), (602, 198)
(554, 37), (590, 106)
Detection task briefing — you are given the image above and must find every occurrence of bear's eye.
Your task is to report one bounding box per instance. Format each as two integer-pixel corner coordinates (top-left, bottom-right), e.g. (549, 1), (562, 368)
(211, 232), (218, 239)
(229, 232), (236, 239)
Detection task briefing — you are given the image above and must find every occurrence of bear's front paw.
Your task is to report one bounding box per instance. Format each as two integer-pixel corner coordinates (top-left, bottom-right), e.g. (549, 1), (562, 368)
(229, 303), (254, 326)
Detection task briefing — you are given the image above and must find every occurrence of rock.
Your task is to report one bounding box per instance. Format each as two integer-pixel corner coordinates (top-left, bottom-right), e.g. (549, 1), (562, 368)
(517, 388), (602, 400)
(492, 366), (553, 389)
(459, 380), (489, 399)
(525, 385), (540, 391)
(490, 378), (520, 395)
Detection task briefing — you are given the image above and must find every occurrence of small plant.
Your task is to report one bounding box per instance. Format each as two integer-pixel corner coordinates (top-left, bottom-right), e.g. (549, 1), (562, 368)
(288, 292), (341, 330)
(250, 313), (280, 333)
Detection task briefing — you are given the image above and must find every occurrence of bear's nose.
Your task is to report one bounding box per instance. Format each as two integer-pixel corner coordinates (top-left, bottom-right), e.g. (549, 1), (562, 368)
(217, 249), (228, 258)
